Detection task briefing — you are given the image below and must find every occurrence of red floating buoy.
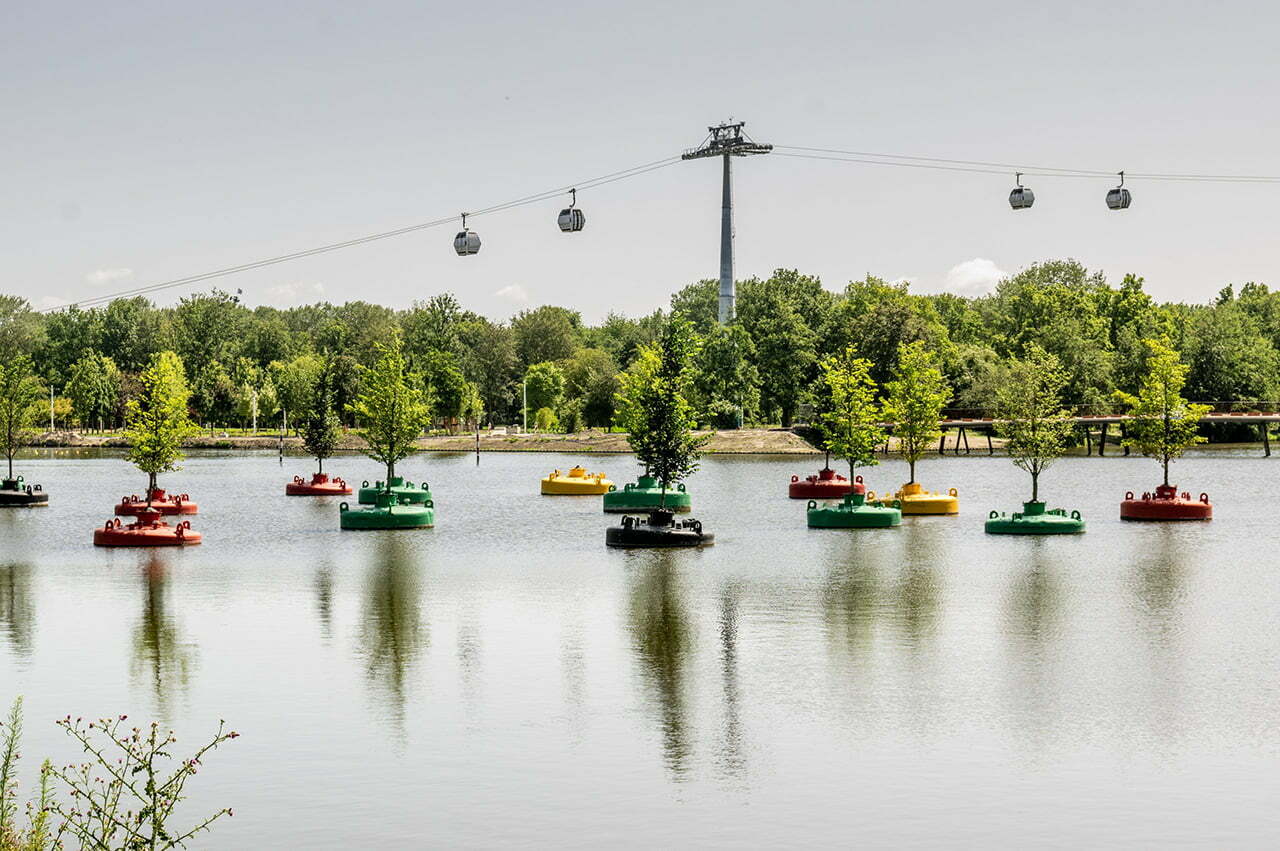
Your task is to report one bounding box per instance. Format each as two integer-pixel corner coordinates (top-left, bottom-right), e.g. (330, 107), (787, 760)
(789, 467), (865, 500)
(93, 509), (202, 547)
(1120, 484), (1212, 521)
(285, 472), (352, 496)
(114, 488), (198, 516)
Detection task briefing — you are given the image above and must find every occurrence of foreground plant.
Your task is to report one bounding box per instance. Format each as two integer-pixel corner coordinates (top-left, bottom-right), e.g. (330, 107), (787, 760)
(1, 698), (237, 851)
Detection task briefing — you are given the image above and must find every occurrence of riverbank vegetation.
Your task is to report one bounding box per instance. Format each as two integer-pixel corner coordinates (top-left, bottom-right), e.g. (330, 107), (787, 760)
(0, 697), (236, 850)
(2, 259), (1277, 437)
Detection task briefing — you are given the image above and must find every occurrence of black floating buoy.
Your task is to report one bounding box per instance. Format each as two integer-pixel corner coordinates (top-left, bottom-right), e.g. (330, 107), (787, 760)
(605, 508), (714, 549)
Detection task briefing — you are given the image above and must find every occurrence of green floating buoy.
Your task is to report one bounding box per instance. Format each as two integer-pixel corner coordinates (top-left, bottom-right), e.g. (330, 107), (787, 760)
(807, 491), (901, 528)
(602, 475), (691, 514)
(985, 501), (1084, 535)
(340, 491), (435, 530)
(357, 476), (432, 506)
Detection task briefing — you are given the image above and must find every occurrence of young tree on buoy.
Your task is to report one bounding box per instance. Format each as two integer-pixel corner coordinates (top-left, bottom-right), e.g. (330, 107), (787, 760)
(0, 355), (44, 482)
(882, 342), (948, 484)
(626, 320), (706, 508)
(818, 346), (885, 482)
(125, 351), (198, 507)
(1115, 338), (1208, 487)
(995, 345), (1074, 503)
(350, 335), (432, 493)
(302, 363), (342, 476)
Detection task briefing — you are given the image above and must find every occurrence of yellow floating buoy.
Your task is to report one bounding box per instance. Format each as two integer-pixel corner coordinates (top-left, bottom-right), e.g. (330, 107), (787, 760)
(872, 482), (959, 515)
(541, 465), (613, 496)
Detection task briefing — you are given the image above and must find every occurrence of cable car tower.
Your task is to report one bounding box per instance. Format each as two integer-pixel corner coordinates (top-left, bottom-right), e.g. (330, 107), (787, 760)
(683, 121), (772, 324)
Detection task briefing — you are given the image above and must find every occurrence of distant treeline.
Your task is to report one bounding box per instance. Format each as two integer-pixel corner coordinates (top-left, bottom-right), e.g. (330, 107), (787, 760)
(2, 258), (1277, 433)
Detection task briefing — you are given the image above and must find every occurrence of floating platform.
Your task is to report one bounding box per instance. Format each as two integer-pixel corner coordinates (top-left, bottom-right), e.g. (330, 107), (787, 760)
(340, 492), (435, 530)
(0, 477), (48, 507)
(605, 508), (712, 548)
(286, 472), (352, 496)
(985, 501), (1085, 535)
(357, 476), (431, 506)
(873, 482), (959, 515)
(94, 511), (201, 547)
(807, 492), (901, 528)
(789, 468), (863, 500)
(114, 489), (197, 516)
(1120, 484), (1212, 521)
(541, 466), (612, 495)
(603, 476), (691, 513)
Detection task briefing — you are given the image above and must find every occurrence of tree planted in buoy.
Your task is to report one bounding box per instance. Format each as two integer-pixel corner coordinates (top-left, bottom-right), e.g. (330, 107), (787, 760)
(986, 345), (1083, 534)
(349, 334), (432, 497)
(125, 351), (198, 508)
(1115, 338), (1212, 520)
(877, 342), (959, 514)
(606, 320), (712, 547)
(818, 346), (885, 486)
(0, 355), (49, 506)
(883, 341), (948, 485)
(303, 361), (342, 474)
(1117, 338), (1208, 486)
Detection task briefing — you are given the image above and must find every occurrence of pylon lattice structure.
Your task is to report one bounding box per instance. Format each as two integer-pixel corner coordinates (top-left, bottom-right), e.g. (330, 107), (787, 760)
(682, 121), (772, 324)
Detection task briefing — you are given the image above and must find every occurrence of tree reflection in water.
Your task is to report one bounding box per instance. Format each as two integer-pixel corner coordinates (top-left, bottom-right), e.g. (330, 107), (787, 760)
(314, 562), (334, 643)
(716, 583), (746, 781)
(627, 551), (693, 780)
(0, 562), (35, 658)
(131, 553), (197, 716)
(358, 535), (426, 724)
(892, 523), (942, 650)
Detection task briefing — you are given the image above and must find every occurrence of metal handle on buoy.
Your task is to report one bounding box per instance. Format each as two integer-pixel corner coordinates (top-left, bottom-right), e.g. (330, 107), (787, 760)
(807, 500), (817, 509)
(1125, 491), (1134, 500)
(1200, 492), (1209, 503)
(1071, 510), (1082, 520)
(949, 488), (958, 497)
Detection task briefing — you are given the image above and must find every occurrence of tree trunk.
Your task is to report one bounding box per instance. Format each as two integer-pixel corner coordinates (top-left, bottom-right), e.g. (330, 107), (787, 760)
(386, 462), (395, 492)
(1163, 456), (1170, 487)
(318, 455), (324, 475)
(147, 472), (158, 507)
(1031, 470), (1039, 503)
(909, 458), (916, 484)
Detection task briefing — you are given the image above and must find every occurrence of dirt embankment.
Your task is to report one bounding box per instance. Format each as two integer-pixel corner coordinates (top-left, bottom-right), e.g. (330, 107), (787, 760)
(29, 428), (823, 455)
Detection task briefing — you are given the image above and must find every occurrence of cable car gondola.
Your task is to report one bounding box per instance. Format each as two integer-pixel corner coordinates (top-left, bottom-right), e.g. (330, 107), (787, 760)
(557, 188), (585, 232)
(1008, 172), (1034, 210)
(453, 213), (481, 256)
(1106, 171), (1132, 210)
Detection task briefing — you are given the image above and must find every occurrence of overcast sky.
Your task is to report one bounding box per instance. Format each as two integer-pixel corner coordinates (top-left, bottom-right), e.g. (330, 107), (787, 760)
(3, 1), (1277, 322)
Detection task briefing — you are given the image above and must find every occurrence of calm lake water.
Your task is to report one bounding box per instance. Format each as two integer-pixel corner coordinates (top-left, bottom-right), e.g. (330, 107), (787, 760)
(1, 448), (1278, 847)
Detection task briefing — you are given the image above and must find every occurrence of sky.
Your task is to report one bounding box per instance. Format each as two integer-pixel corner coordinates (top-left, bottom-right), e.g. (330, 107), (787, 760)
(3, 0), (1278, 323)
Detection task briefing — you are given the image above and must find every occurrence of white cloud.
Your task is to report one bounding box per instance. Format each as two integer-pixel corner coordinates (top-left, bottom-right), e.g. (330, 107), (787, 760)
(38, 295), (67, 310)
(494, 284), (529, 304)
(263, 281), (326, 305)
(943, 258), (1006, 297)
(85, 267), (133, 285)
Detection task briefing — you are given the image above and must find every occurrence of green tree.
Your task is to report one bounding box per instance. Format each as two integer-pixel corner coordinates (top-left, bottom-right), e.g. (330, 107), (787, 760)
(0, 357), (43, 481)
(563, 348), (619, 428)
(744, 291), (815, 426)
(625, 320), (707, 507)
(457, 318), (518, 426)
(512, 306), (581, 366)
(66, 352), (121, 430)
(688, 323), (759, 429)
(125, 351), (198, 503)
(882, 342), (949, 483)
(818, 347), (885, 480)
(613, 346), (660, 436)
(0, 296), (44, 357)
(523, 362), (565, 419)
(995, 345), (1075, 502)
(419, 350), (469, 430)
(302, 363), (342, 475)
(270, 354), (324, 433)
(350, 335), (432, 489)
(1115, 338), (1209, 487)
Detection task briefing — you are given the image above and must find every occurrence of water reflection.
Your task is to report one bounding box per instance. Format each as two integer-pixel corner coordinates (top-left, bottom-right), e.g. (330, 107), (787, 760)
(130, 554), (197, 715)
(627, 552), (693, 780)
(892, 522), (942, 649)
(821, 534), (885, 656)
(358, 535), (427, 723)
(1133, 529), (1190, 626)
(0, 562), (34, 658)
(314, 563), (334, 643)
(716, 583), (746, 780)
(1007, 542), (1063, 647)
